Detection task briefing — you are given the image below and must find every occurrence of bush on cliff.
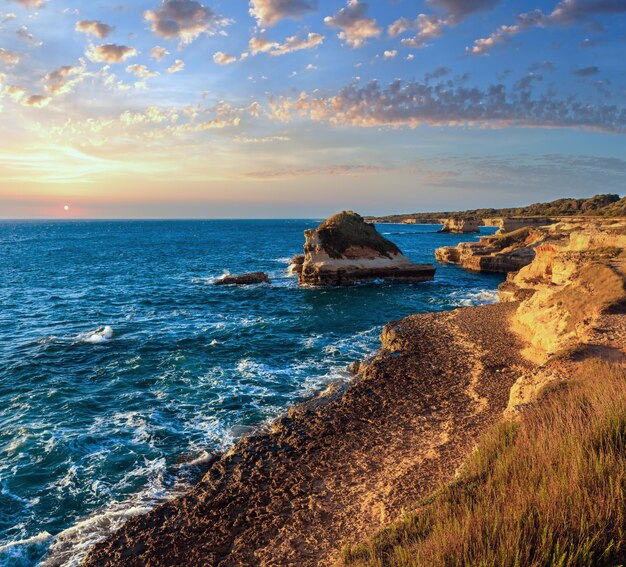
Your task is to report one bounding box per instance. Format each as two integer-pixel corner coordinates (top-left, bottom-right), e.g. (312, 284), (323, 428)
(316, 211), (402, 259)
(343, 359), (626, 567)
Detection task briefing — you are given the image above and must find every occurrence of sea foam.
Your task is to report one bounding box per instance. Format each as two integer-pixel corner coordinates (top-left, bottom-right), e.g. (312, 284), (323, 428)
(76, 326), (114, 344)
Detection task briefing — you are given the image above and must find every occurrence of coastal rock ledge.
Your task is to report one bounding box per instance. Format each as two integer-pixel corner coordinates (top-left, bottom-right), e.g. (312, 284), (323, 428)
(297, 211), (435, 286)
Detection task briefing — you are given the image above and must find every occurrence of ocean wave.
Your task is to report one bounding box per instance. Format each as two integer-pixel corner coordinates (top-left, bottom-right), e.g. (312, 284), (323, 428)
(447, 289), (500, 307)
(0, 532), (53, 564)
(75, 326), (114, 345)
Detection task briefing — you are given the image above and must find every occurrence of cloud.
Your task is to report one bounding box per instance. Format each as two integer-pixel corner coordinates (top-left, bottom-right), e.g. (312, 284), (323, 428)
(426, 0), (500, 24)
(550, 0), (626, 23)
(4, 85), (26, 102)
(383, 50), (397, 59)
(0, 48), (20, 66)
(43, 61), (87, 95)
(389, 0), (498, 49)
(17, 25), (42, 46)
(249, 0), (317, 26)
(249, 32), (324, 56)
(75, 20), (115, 39)
(324, 0), (381, 48)
(213, 51), (237, 65)
(573, 65), (600, 76)
(150, 46), (169, 61)
(468, 9), (545, 55)
(469, 0), (626, 55)
(167, 59), (185, 73)
(268, 77), (626, 133)
(25, 94), (50, 107)
(86, 43), (138, 63)
(144, 0), (228, 46)
(393, 14), (446, 48)
(10, 0), (44, 8)
(126, 64), (159, 79)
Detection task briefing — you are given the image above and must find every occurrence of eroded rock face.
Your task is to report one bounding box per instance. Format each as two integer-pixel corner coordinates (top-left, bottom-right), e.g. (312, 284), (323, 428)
(214, 272), (270, 285)
(439, 218), (480, 234)
(500, 221), (626, 364)
(297, 211), (436, 286)
(288, 254), (305, 275)
(435, 227), (547, 274)
(483, 217), (554, 235)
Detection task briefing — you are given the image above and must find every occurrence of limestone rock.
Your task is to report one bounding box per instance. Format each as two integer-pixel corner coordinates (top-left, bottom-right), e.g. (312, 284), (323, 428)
(288, 254), (305, 275)
(483, 217), (554, 235)
(297, 211), (435, 286)
(214, 272), (270, 285)
(439, 218), (480, 234)
(435, 226), (548, 274)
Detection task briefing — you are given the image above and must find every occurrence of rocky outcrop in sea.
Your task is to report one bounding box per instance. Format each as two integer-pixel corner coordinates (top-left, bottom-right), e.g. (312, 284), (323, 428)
(296, 211), (436, 286)
(439, 218), (480, 233)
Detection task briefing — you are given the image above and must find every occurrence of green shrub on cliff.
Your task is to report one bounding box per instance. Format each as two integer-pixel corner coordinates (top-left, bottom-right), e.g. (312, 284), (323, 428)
(343, 360), (626, 567)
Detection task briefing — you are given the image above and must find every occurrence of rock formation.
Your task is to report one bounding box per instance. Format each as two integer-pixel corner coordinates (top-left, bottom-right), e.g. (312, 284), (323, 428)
(435, 226), (548, 273)
(483, 217), (554, 235)
(288, 254), (304, 275)
(297, 211), (435, 286)
(439, 218), (480, 233)
(500, 220), (626, 363)
(214, 272), (270, 285)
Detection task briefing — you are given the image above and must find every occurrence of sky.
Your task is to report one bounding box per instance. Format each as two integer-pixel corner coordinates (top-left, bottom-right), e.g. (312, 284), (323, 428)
(0, 0), (625, 218)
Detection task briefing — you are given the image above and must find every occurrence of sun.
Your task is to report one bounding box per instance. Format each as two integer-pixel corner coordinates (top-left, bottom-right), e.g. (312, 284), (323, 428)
(64, 205), (70, 211)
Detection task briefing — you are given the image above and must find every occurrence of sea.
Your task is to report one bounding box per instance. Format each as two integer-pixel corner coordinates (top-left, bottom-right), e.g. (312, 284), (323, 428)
(0, 220), (502, 566)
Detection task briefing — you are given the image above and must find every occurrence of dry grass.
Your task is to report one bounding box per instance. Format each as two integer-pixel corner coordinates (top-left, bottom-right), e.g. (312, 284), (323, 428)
(548, 263), (625, 334)
(342, 360), (626, 567)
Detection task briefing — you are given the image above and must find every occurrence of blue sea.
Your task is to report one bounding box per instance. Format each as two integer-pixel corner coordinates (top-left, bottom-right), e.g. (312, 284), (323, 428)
(0, 220), (502, 566)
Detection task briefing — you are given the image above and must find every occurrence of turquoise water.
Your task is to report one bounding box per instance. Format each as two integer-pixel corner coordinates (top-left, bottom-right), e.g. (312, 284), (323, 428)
(0, 220), (501, 566)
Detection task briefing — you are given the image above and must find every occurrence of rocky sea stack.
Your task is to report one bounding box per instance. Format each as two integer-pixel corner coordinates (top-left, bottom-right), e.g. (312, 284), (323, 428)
(214, 272), (270, 285)
(297, 211), (436, 286)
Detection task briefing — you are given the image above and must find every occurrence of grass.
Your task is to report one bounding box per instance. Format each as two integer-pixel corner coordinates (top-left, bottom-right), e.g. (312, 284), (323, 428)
(548, 263), (626, 334)
(316, 211), (401, 259)
(342, 359), (626, 567)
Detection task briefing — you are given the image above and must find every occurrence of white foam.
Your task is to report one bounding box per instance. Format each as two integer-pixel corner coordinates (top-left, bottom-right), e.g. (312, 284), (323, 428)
(450, 289), (500, 307)
(77, 326), (114, 344)
(0, 531), (53, 557)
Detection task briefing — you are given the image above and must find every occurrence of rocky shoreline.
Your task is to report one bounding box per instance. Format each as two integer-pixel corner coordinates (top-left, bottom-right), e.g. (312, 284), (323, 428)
(83, 215), (626, 566)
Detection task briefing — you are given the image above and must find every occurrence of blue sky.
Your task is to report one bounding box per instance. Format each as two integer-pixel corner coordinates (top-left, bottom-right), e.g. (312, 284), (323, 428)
(0, 0), (625, 218)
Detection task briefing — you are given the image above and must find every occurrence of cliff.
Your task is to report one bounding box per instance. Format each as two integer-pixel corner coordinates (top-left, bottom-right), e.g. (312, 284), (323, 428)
(439, 218), (480, 233)
(297, 211), (435, 286)
(435, 226), (548, 273)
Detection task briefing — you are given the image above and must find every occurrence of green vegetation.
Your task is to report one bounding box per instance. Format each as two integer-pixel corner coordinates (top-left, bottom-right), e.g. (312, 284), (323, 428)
(316, 211), (401, 259)
(342, 359), (626, 567)
(367, 194), (624, 224)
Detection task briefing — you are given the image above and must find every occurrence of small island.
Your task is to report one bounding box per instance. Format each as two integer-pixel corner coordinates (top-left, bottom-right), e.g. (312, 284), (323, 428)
(294, 211), (436, 286)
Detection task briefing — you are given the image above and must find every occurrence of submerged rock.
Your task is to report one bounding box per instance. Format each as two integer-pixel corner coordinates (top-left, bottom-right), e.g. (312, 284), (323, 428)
(439, 218), (480, 234)
(297, 211), (436, 286)
(214, 272), (270, 286)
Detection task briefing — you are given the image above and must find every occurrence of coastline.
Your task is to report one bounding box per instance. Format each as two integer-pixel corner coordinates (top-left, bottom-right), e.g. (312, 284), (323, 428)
(83, 300), (532, 566)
